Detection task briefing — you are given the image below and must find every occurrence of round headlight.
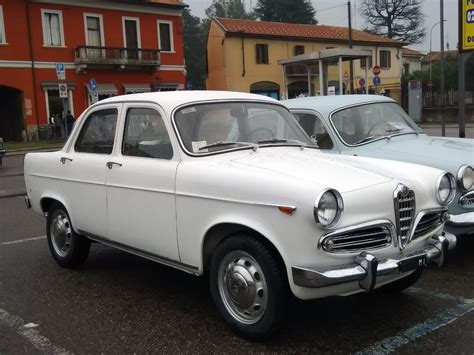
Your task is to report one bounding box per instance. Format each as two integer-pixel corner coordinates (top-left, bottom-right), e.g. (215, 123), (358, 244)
(457, 165), (473, 191)
(314, 189), (344, 228)
(436, 173), (456, 205)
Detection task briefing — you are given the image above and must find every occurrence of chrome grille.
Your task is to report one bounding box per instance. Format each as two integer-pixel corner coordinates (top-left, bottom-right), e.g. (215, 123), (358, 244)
(321, 225), (392, 253)
(412, 211), (443, 239)
(460, 191), (474, 208)
(394, 185), (416, 248)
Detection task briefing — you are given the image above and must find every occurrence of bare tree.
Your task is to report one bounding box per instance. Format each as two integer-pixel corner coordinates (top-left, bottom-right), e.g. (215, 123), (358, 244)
(360, 0), (425, 44)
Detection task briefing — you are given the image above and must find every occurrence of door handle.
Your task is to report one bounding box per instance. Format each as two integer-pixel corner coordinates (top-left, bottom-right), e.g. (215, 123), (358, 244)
(106, 161), (122, 169)
(60, 157), (73, 164)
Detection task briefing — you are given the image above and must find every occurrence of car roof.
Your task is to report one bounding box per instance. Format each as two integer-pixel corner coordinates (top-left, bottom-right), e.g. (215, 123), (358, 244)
(96, 90), (279, 112)
(282, 95), (396, 116)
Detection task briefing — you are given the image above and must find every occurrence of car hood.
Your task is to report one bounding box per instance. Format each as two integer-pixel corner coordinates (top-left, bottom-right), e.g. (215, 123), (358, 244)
(358, 134), (474, 172)
(227, 148), (393, 193)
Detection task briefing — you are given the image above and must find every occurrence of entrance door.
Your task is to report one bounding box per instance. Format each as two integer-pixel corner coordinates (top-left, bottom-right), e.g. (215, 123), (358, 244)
(124, 19), (139, 60)
(105, 104), (179, 260)
(0, 86), (24, 141)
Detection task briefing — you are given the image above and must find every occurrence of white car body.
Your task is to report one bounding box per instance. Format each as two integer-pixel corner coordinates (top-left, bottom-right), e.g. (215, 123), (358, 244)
(24, 91), (456, 336)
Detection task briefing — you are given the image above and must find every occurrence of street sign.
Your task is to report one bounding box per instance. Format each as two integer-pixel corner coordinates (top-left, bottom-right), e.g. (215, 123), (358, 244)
(380, 88), (386, 95)
(460, 0), (474, 52)
(373, 76), (381, 86)
(372, 65), (381, 76)
(359, 78), (366, 87)
(59, 83), (68, 98)
(90, 78), (97, 91)
(56, 63), (65, 80)
(91, 91), (99, 104)
(327, 86), (336, 96)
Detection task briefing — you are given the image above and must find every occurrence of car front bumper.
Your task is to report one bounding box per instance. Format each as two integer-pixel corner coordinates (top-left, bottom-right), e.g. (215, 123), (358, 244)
(446, 210), (474, 236)
(292, 233), (456, 291)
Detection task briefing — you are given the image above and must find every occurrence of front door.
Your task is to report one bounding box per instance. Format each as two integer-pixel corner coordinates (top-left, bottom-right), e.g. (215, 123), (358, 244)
(59, 105), (121, 238)
(105, 104), (179, 261)
(124, 19), (139, 60)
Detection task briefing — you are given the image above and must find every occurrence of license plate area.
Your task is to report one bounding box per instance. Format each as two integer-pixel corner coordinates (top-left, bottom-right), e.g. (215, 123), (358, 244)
(398, 254), (427, 273)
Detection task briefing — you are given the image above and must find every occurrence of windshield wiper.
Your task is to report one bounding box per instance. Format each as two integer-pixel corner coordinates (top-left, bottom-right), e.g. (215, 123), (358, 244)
(257, 138), (309, 148)
(353, 136), (377, 145)
(198, 141), (257, 151)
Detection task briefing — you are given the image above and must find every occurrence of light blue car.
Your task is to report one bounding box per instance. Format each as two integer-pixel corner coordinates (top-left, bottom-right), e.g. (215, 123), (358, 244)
(283, 95), (474, 237)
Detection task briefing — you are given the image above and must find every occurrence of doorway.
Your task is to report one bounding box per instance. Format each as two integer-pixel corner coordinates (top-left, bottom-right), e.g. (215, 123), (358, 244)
(0, 86), (24, 141)
(123, 18), (140, 60)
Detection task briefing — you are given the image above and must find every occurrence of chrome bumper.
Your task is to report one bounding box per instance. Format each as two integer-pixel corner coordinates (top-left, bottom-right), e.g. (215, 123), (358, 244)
(292, 234), (454, 291)
(447, 212), (474, 226)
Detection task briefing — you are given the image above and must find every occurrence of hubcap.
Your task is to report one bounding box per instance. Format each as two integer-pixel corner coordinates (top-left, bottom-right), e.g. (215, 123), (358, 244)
(218, 250), (268, 324)
(50, 211), (72, 257)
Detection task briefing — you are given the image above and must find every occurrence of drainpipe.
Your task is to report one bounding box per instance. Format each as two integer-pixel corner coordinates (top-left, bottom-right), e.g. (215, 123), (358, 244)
(240, 34), (246, 77)
(25, 0), (40, 140)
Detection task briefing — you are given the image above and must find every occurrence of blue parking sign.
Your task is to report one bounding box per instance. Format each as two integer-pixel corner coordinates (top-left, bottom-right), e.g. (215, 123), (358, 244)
(56, 63), (65, 80)
(90, 79), (97, 91)
(373, 76), (381, 86)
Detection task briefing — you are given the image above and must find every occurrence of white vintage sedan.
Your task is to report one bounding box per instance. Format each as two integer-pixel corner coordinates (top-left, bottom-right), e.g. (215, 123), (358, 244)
(24, 91), (456, 339)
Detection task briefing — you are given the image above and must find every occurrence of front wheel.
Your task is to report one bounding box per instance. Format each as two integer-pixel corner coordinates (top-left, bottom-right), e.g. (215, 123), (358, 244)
(46, 202), (90, 268)
(210, 235), (288, 339)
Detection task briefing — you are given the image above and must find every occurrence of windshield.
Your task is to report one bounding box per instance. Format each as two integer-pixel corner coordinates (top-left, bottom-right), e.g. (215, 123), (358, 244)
(330, 102), (422, 146)
(174, 102), (313, 154)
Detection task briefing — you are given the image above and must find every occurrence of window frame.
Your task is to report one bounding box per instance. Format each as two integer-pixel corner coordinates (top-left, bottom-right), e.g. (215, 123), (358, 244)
(380, 50), (391, 69)
(122, 16), (141, 49)
(74, 107), (119, 155)
(360, 55), (373, 69)
(0, 5), (6, 45)
(121, 106), (174, 160)
(41, 9), (66, 47)
(157, 20), (174, 53)
(294, 45), (305, 56)
(291, 110), (336, 150)
(256, 43), (269, 64)
(83, 13), (105, 47)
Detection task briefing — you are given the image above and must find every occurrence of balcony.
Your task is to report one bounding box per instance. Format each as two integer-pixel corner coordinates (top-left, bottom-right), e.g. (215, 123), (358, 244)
(75, 46), (161, 73)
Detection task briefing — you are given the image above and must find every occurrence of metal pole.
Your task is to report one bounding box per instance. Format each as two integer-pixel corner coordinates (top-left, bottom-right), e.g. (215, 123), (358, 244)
(348, 1), (354, 94)
(440, 0), (446, 136)
(365, 65), (368, 94)
(307, 65), (311, 96)
(319, 60), (324, 96)
(281, 64), (287, 100)
(339, 56), (343, 95)
(459, 53), (466, 138)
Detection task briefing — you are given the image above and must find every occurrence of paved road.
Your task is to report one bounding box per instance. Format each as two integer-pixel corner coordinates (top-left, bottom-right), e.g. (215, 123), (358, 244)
(0, 154), (473, 353)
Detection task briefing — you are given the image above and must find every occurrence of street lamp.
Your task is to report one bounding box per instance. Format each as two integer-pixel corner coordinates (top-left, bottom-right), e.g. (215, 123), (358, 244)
(429, 19), (447, 81)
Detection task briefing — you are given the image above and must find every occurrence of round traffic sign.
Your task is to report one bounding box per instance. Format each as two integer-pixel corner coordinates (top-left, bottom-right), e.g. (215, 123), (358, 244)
(359, 78), (366, 87)
(373, 76), (381, 86)
(373, 65), (381, 76)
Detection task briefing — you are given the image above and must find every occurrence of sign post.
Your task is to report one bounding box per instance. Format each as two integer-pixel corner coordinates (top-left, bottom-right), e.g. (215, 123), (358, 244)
(458, 0), (474, 138)
(90, 78), (98, 104)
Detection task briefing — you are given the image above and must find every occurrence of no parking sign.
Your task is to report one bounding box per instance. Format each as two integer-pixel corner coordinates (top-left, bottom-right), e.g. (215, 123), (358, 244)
(58, 83), (68, 98)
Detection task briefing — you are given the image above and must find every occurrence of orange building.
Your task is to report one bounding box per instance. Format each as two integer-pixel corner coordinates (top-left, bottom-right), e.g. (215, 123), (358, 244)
(0, 0), (186, 140)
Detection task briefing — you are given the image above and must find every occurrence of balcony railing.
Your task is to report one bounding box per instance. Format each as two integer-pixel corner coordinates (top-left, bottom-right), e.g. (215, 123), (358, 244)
(75, 46), (160, 72)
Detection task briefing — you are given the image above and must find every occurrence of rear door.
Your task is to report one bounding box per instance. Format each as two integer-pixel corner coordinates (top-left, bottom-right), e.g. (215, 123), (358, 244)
(105, 103), (180, 261)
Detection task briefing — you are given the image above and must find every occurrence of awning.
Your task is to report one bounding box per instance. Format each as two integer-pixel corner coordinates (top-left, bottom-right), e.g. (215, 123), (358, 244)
(123, 83), (151, 93)
(41, 81), (76, 90)
(157, 82), (179, 91)
(86, 83), (118, 95)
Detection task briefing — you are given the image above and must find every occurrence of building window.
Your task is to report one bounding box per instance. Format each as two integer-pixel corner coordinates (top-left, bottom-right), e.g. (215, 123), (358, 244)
(41, 9), (65, 46)
(403, 63), (410, 76)
(294, 45), (304, 56)
(256, 44), (269, 64)
(0, 6), (6, 44)
(157, 20), (173, 52)
(380, 50), (391, 69)
(84, 14), (104, 47)
(360, 56), (372, 69)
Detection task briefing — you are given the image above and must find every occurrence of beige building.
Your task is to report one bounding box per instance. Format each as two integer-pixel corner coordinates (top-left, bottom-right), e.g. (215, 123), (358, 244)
(207, 17), (406, 101)
(402, 48), (424, 76)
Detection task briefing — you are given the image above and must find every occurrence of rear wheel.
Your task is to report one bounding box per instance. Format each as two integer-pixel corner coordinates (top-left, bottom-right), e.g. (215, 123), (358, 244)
(381, 267), (424, 293)
(210, 234), (288, 339)
(46, 202), (90, 268)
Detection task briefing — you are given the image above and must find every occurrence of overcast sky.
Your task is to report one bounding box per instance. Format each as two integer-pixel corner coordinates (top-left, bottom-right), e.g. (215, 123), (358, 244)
(184, 0), (459, 53)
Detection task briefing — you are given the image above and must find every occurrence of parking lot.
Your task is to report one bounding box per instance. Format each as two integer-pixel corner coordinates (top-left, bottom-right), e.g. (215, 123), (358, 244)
(1, 152), (473, 353)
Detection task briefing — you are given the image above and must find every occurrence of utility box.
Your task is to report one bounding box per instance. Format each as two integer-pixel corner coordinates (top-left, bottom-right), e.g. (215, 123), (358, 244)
(408, 80), (422, 123)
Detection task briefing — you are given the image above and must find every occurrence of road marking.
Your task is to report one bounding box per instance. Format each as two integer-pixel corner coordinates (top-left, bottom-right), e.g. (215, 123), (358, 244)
(1, 236), (46, 246)
(409, 287), (471, 303)
(356, 295), (474, 354)
(0, 308), (70, 354)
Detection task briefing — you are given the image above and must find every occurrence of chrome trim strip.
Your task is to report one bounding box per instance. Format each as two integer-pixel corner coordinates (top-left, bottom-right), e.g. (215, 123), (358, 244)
(293, 235), (454, 289)
(459, 190), (474, 209)
(79, 230), (200, 275)
(24, 196), (31, 209)
(393, 184), (416, 250)
(318, 219), (395, 253)
(446, 212), (474, 226)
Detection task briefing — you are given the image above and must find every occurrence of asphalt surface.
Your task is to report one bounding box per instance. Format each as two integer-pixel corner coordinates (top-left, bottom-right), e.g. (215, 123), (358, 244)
(1, 149), (473, 353)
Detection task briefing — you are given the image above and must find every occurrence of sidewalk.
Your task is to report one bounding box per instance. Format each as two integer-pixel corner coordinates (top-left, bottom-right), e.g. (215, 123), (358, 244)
(5, 140), (65, 156)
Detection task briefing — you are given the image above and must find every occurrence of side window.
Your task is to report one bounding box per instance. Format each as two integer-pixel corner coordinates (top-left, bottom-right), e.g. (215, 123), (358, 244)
(293, 113), (334, 149)
(75, 108), (118, 154)
(122, 107), (173, 160)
